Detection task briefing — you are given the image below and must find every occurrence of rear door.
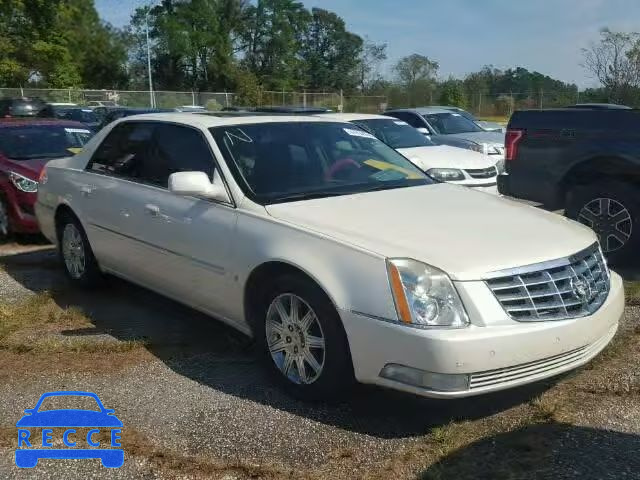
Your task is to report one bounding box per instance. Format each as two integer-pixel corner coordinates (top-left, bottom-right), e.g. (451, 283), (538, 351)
(81, 121), (163, 283)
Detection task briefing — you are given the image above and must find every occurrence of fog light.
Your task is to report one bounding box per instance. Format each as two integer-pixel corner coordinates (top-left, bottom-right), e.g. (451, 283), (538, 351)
(380, 364), (470, 392)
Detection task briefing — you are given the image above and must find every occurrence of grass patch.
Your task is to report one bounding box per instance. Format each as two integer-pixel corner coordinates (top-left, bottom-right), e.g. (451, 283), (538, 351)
(0, 292), (146, 354)
(624, 281), (640, 305)
(477, 115), (508, 124)
(0, 292), (89, 341)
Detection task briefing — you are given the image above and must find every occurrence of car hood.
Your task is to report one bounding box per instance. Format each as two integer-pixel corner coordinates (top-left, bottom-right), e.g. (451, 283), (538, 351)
(443, 130), (505, 146)
(16, 410), (123, 427)
(476, 120), (505, 132)
(4, 158), (49, 178)
(397, 145), (497, 171)
(265, 184), (596, 280)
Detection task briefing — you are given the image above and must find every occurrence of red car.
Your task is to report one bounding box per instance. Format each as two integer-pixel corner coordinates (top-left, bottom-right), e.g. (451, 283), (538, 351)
(0, 119), (93, 238)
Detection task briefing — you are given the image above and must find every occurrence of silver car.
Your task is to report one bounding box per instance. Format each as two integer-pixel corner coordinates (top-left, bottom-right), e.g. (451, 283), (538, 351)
(385, 107), (505, 159)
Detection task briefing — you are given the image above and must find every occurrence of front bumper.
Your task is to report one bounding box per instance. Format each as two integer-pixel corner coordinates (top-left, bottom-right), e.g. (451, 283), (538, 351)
(341, 271), (624, 399)
(497, 172), (510, 196)
(2, 186), (39, 233)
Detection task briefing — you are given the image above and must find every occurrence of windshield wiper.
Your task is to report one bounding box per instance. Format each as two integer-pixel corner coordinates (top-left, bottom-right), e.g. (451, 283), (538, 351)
(268, 190), (349, 204)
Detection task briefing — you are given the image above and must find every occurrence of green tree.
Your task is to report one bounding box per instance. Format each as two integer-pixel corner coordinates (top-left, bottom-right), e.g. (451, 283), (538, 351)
(299, 8), (363, 91)
(438, 78), (466, 108)
(130, 0), (243, 91)
(356, 37), (387, 92)
(240, 0), (310, 90)
(583, 28), (640, 103)
(394, 54), (439, 106)
(0, 0), (127, 88)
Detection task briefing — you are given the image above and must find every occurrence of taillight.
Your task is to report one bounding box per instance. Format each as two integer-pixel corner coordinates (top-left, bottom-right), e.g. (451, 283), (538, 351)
(505, 129), (524, 161)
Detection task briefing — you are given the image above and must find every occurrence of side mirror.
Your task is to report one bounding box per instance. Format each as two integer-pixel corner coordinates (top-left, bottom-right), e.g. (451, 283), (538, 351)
(416, 127), (430, 136)
(168, 171), (230, 203)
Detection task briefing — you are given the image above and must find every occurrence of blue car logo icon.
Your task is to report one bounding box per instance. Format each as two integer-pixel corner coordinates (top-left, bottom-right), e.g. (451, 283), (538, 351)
(15, 391), (123, 468)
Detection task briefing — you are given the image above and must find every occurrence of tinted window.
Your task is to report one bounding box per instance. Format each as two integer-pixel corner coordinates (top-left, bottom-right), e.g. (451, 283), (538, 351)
(88, 122), (155, 178)
(211, 122), (430, 204)
(144, 124), (214, 186)
(423, 113), (483, 134)
(351, 119), (435, 148)
(0, 125), (93, 160)
(388, 112), (425, 129)
(63, 109), (98, 123)
(88, 122), (214, 188)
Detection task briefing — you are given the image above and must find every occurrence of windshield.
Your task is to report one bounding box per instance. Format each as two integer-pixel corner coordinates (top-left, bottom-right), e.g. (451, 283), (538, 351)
(211, 122), (431, 204)
(56, 108), (98, 123)
(423, 112), (484, 134)
(0, 125), (93, 160)
(350, 119), (436, 149)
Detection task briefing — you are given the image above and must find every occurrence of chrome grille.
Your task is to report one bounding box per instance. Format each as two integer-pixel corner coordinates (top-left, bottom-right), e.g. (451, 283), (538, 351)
(485, 243), (610, 322)
(465, 166), (497, 179)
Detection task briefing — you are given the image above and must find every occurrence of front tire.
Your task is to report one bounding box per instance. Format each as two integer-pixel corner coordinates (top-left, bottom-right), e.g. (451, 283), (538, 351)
(256, 274), (354, 401)
(566, 181), (640, 264)
(57, 214), (103, 288)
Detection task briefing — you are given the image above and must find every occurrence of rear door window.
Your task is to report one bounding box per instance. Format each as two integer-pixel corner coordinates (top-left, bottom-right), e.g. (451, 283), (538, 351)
(87, 122), (155, 179)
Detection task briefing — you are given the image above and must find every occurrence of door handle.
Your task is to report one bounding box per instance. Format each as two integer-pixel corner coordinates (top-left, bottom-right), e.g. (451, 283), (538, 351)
(144, 204), (161, 217)
(79, 186), (95, 197)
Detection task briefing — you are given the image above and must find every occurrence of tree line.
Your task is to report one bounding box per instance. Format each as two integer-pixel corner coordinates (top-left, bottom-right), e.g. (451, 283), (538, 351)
(1, 1), (639, 110)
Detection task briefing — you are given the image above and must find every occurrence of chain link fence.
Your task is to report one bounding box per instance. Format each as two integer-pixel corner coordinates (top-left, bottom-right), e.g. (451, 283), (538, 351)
(0, 87), (385, 113)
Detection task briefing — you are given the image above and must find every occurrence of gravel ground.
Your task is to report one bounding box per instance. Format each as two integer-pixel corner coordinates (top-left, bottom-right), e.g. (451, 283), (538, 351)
(0, 244), (638, 479)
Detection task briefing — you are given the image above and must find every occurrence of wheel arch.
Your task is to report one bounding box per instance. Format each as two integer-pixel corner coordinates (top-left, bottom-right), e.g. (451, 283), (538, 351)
(53, 203), (81, 241)
(561, 155), (640, 193)
(243, 260), (341, 336)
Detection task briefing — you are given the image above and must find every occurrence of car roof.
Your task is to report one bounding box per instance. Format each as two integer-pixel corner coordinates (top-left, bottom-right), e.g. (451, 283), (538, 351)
(427, 105), (463, 111)
(386, 107), (452, 115)
(0, 118), (89, 128)
(316, 113), (390, 121)
(569, 103), (632, 110)
(116, 112), (342, 128)
(254, 105), (332, 113)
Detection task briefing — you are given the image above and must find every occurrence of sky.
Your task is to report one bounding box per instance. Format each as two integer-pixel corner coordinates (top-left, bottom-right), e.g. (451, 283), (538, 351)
(95, 0), (640, 88)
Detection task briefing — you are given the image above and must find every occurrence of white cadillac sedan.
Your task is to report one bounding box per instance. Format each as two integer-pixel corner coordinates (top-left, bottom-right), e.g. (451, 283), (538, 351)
(35, 113), (624, 401)
(319, 113), (501, 194)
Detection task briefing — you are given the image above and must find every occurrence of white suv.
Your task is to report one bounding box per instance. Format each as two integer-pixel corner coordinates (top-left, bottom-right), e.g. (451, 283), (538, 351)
(35, 113), (624, 400)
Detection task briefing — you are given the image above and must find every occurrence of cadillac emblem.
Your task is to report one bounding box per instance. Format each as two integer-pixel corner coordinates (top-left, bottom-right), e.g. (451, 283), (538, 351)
(570, 275), (592, 304)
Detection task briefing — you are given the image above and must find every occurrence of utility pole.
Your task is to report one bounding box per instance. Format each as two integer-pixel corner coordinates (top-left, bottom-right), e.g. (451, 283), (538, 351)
(145, 9), (154, 108)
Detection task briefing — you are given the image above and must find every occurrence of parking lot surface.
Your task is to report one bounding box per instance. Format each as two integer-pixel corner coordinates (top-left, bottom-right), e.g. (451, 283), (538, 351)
(0, 243), (638, 479)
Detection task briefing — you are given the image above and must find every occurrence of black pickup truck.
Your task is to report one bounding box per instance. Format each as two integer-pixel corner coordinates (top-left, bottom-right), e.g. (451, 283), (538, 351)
(498, 108), (640, 263)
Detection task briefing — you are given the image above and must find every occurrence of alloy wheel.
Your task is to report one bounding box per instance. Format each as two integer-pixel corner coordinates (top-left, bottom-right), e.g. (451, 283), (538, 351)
(265, 293), (326, 385)
(62, 223), (86, 279)
(578, 197), (632, 253)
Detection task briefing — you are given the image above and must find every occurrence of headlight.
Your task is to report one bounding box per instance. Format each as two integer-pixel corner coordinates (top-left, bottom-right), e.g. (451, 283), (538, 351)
(9, 172), (38, 193)
(467, 143), (484, 153)
(387, 259), (469, 328)
(426, 168), (465, 182)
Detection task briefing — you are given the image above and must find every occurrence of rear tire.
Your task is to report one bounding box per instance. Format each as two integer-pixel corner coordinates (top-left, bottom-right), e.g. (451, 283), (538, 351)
(57, 213), (103, 288)
(566, 181), (640, 264)
(254, 273), (354, 401)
